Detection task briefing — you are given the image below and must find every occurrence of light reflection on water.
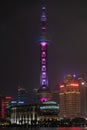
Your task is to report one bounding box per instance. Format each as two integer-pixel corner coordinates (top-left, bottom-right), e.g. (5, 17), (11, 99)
(56, 127), (87, 130)
(39, 127), (87, 130)
(0, 127), (87, 130)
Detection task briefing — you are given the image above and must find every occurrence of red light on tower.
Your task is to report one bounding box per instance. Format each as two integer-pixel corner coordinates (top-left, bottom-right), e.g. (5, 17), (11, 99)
(60, 84), (64, 88)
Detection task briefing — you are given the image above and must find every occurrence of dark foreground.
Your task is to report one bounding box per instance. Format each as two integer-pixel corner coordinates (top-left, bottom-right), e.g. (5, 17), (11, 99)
(0, 127), (87, 130)
(0, 117), (87, 128)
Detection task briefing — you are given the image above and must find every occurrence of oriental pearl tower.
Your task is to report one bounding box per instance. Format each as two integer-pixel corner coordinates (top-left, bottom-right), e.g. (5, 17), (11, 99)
(37, 6), (51, 102)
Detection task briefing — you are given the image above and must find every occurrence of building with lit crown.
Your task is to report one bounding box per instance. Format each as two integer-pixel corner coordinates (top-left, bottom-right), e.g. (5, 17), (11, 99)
(59, 74), (81, 118)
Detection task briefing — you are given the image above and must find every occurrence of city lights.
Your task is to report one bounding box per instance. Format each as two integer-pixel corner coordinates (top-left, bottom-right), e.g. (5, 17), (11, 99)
(70, 83), (79, 87)
(81, 82), (85, 85)
(41, 42), (47, 46)
(60, 85), (64, 88)
(40, 97), (48, 102)
(5, 96), (12, 99)
(37, 5), (51, 103)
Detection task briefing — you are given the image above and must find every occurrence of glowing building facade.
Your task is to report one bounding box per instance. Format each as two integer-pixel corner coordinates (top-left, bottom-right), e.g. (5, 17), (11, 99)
(78, 76), (87, 118)
(11, 102), (59, 125)
(1, 97), (5, 118)
(4, 96), (12, 119)
(38, 7), (51, 102)
(59, 74), (81, 118)
(17, 86), (27, 104)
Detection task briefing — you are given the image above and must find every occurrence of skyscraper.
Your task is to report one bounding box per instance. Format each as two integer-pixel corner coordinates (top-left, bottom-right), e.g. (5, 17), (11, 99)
(78, 76), (87, 118)
(4, 96), (12, 119)
(17, 85), (27, 104)
(59, 74), (81, 118)
(37, 6), (51, 102)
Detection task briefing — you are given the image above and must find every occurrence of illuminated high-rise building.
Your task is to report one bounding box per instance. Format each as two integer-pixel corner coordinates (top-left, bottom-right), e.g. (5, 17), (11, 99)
(17, 86), (27, 104)
(5, 96), (12, 108)
(1, 97), (5, 118)
(4, 96), (12, 119)
(78, 76), (87, 118)
(59, 74), (81, 118)
(37, 6), (51, 102)
(0, 94), (5, 118)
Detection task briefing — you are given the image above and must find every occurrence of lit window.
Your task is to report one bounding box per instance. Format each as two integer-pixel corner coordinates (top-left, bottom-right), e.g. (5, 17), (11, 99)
(42, 58), (46, 64)
(42, 65), (46, 71)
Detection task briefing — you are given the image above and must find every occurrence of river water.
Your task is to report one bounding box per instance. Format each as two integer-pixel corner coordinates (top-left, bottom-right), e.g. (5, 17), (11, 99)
(0, 127), (87, 130)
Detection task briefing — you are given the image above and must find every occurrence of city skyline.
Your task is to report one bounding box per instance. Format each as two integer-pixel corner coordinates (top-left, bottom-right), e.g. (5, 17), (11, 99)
(0, 0), (87, 99)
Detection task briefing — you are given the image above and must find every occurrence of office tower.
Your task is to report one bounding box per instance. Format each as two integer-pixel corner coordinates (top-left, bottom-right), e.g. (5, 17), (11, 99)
(4, 96), (12, 119)
(5, 96), (12, 108)
(17, 86), (27, 104)
(1, 97), (5, 118)
(37, 6), (51, 102)
(59, 74), (81, 118)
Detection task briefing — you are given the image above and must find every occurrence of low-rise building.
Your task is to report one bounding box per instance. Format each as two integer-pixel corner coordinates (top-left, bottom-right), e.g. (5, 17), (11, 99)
(10, 101), (59, 125)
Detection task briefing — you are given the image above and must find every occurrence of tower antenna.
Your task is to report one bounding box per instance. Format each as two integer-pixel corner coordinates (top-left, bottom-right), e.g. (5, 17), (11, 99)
(37, 2), (51, 102)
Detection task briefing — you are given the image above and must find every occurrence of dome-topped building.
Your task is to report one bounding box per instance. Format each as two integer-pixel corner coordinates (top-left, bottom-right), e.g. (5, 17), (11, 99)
(38, 101), (59, 120)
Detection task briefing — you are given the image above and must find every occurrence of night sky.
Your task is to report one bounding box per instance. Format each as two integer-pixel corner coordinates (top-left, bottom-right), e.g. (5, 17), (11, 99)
(0, 0), (87, 98)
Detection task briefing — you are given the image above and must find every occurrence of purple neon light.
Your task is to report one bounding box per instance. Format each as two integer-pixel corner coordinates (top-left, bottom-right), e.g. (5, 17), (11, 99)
(40, 97), (48, 102)
(42, 72), (46, 78)
(42, 79), (46, 85)
(42, 65), (46, 71)
(41, 15), (46, 21)
(41, 42), (46, 46)
(39, 6), (49, 101)
(42, 58), (46, 64)
(42, 51), (46, 57)
(42, 7), (46, 10)
(73, 74), (76, 78)
(42, 27), (46, 30)
(41, 45), (46, 50)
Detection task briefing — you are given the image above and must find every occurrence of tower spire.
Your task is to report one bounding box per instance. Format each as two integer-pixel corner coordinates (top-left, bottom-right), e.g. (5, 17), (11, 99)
(37, 4), (51, 102)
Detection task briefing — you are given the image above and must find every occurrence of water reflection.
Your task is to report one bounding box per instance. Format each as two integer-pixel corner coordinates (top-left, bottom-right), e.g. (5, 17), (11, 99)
(39, 128), (56, 130)
(0, 127), (87, 130)
(57, 127), (87, 130)
(39, 127), (87, 130)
